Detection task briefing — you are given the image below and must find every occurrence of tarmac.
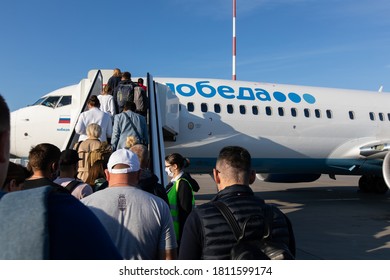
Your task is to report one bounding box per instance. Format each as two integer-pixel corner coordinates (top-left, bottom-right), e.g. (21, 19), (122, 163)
(192, 174), (390, 260)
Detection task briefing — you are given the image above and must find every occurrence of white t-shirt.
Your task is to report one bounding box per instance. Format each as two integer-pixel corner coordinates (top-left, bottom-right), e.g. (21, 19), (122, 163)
(98, 94), (115, 116)
(81, 186), (177, 260)
(75, 107), (113, 142)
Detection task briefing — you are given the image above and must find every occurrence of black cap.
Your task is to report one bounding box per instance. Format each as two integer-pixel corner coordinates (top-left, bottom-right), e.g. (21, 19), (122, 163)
(60, 149), (81, 165)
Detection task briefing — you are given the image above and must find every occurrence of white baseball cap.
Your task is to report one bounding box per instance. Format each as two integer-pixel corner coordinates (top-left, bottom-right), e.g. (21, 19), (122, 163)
(107, 149), (140, 174)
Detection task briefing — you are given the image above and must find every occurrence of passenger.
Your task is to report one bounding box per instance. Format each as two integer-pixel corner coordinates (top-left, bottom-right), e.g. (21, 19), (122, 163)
(107, 68), (122, 94)
(98, 84), (116, 117)
(85, 160), (108, 192)
(111, 101), (148, 151)
(137, 78), (147, 91)
(178, 146), (296, 260)
(2, 161), (31, 192)
(75, 95), (112, 143)
(133, 78), (148, 117)
(81, 149), (177, 260)
(23, 143), (68, 193)
(130, 144), (170, 205)
(112, 71), (137, 113)
(0, 94), (122, 260)
(165, 153), (200, 246)
(54, 149), (93, 199)
(75, 123), (103, 182)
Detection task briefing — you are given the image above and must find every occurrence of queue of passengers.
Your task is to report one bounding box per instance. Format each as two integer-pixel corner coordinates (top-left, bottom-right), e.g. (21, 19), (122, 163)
(0, 84), (296, 259)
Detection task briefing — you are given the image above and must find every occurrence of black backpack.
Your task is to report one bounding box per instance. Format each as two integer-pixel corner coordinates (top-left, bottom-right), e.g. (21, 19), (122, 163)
(213, 201), (295, 260)
(116, 83), (134, 112)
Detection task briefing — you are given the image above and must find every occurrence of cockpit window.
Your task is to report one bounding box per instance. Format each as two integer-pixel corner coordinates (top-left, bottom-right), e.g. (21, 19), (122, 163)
(33, 96), (62, 108)
(57, 96), (72, 107)
(32, 97), (46, 106)
(42, 96), (61, 108)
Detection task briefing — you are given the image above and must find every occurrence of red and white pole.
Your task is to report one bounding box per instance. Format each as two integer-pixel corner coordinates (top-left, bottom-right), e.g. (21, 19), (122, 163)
(232, 0), (237, 80)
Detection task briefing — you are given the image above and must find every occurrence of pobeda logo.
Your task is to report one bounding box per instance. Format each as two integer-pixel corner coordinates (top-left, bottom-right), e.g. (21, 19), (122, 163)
(166, 81), (316, 104)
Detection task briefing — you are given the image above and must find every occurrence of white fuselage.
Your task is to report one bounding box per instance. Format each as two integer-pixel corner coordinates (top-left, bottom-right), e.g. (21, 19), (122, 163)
(10, 70), (390, 178)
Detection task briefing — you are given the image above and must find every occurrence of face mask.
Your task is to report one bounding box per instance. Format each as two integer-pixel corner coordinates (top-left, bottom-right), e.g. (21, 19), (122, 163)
(165, 166), (174, 177)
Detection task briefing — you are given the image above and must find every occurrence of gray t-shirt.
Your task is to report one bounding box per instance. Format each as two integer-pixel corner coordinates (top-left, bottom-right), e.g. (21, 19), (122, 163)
(82, 186), (177, 259)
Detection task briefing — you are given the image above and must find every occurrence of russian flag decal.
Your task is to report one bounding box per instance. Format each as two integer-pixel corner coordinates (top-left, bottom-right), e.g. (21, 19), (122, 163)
(58, 116), (71, 124)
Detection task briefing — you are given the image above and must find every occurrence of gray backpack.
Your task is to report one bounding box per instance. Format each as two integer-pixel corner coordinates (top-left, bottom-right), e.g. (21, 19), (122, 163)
(133, 86), (148, 115)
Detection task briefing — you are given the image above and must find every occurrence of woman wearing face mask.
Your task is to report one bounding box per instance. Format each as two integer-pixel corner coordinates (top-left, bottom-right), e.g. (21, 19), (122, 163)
(165, 153), (200, 247)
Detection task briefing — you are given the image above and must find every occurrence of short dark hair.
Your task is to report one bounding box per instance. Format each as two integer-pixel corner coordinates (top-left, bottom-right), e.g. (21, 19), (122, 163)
(3, 162), (31, 187)
(122, 71), (131, 80)
(217, 146), (251, 173)
(124, 101), (136, 112)
(28, 143), (61, 172)
(87, 95), (100, 108)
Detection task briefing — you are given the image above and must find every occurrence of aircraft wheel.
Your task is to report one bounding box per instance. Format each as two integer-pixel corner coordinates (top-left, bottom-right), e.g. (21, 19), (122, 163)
(358, 175), (372, 192)
(374, 177), (389, 194)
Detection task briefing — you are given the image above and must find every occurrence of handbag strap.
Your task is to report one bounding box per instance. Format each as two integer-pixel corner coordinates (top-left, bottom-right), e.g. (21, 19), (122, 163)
(214, 200), (273, 241)
(123, 111), (142, 141)
(213, 200), (242, 241)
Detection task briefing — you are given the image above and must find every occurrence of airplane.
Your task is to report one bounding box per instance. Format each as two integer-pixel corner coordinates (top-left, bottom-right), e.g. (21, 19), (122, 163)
(9, 69), (390, 193)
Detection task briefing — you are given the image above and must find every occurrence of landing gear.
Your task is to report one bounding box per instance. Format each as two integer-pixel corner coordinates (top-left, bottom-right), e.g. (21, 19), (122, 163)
(358, 175), (389, 194)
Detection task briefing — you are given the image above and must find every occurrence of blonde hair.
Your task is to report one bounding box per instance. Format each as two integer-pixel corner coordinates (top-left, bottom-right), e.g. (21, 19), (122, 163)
(113, 68), (121, 77)
(125, 135), (138, 149)
(86, 123), (102, 139)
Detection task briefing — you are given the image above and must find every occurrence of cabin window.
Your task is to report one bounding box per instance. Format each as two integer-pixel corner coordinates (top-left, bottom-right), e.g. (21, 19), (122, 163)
(239, 105), (246, 115)
(187, 102), (194, 112)
(304, 108), (310, 118)
(379, 113), (384, 121)
(369, 112), (375, 121)
(214, 104), (221, 113)
(252, 106), (258, 115)
(314, 109), (321, 118)
(388, 113), (390, 121)
(265, 106), (272, 116)
(227, 104), (234, 114)
(201, 103), (208, 112)
(278, 107), (284, 116)
(349, 111), (355, 120)
(326, 109), (333, 119)
(291, 108), (297, 117)
(57, 96), (72, 107)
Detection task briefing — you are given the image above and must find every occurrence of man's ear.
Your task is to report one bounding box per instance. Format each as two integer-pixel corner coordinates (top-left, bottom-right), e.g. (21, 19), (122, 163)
(51, 162), (59, 173)
(249, 169), (256, 185)
(104, 169), (110, 182)
(213, 168), (221, 184)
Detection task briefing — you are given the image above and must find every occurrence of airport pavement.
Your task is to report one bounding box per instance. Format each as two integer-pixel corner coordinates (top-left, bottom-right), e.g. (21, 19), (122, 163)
(192, 174), (390, 260)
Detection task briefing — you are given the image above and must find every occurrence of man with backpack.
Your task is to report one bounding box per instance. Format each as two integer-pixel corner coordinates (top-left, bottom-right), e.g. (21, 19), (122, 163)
(113, 71), (137, 113)
(54, 149), (93, 199)
(178, 146), (296, 260)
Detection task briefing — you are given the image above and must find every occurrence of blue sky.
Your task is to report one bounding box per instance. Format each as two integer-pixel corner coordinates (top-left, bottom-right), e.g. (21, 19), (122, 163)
(1, 0), (390, 111)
